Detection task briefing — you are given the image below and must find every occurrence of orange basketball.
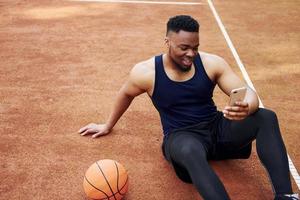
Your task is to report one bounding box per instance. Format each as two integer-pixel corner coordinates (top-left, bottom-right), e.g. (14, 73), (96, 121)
(83, 159), (129, 200)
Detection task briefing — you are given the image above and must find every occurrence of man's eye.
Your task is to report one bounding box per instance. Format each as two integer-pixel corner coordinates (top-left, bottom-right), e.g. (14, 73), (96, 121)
(180, 47), (188, 51)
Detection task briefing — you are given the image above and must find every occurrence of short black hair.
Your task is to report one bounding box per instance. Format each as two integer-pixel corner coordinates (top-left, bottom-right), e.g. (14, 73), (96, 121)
(166, 15), (199, 35)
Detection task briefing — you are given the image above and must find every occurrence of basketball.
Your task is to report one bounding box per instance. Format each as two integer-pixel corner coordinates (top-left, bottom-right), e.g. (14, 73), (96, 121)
(83, 159), (129, 200)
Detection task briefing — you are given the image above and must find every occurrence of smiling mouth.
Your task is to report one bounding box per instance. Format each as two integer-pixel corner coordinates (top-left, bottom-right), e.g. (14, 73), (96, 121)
(182, 57), (193, 66)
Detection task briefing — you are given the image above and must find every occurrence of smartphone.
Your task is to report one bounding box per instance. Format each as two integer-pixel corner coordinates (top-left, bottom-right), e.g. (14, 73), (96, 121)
(229, 87), (247, 106)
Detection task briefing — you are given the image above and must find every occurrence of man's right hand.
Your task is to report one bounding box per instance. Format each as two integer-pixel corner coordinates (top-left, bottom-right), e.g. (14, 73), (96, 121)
(78, 123), (111, 138)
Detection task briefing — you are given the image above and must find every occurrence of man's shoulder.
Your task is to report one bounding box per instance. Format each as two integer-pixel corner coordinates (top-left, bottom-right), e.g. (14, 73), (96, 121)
(199, 51), (230, 73)
(199, 51), (227, 66)
(134, 56), (155, 71)
(198, 51), (231, 81)
(130, 56), (155, 77)
(128, 56), (156, 88)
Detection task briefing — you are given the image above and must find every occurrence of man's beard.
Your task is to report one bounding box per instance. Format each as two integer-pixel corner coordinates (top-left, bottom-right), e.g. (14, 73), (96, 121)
(168, 48), (193, 72)
(170, 56), (192, 72)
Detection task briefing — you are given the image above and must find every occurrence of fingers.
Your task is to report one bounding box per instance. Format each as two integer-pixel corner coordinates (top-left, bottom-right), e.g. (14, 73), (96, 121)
(92, 132), (107, 138)
(78, 123), (98, 136)
(227, 101), (248, 109)
(78, 123), (96, 134)
(80, 129), (98, 136)
(78, 123), (110, 138)
(223, 114), (245, 121)
(78, 126), (88, 134)
(234, 101), (248, 107)
(78, 125), (90, 136)
(223, 106), (248, 114)
(223, 107), (248, 115)
(223, 102), (249, 121)
(224, 106), (245, 113)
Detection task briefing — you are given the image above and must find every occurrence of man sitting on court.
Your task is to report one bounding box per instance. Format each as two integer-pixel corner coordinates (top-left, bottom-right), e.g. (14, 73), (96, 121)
(78, 15), (299, 200)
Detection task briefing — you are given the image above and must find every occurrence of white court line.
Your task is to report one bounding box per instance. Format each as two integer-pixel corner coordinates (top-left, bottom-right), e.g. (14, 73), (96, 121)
(72, 0), (204, 5)
(207, 0), (300, 190)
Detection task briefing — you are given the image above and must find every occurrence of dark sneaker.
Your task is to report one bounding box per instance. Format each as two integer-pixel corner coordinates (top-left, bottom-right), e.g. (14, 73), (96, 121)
(274, 194), (299, 200)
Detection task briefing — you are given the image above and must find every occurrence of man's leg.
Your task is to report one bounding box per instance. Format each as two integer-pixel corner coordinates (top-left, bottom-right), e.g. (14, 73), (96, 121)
(221, 108), (295, 198)
(167, 132), (230, 200)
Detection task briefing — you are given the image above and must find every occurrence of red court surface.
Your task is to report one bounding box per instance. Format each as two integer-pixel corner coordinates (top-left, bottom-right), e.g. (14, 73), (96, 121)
(0, 0), (299, 199)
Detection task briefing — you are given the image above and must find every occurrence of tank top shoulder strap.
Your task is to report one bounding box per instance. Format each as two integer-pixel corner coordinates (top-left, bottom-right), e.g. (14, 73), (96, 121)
(154, 54), (164, 77)
(193, 53), (215, 86)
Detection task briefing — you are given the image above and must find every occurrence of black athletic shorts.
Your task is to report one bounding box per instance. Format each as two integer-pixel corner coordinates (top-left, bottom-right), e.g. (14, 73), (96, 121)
(162, 111), (252, 183)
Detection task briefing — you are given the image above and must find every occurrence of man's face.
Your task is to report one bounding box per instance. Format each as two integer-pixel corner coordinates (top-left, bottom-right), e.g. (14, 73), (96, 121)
(166, 30), (199, 72)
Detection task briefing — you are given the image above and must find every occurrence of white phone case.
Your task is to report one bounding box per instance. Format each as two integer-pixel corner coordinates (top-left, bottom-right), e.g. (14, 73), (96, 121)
(229, 87), (247, 106)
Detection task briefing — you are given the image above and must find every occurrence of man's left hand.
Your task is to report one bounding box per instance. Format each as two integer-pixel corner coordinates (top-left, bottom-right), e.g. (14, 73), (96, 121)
(222, 101), (249, 121)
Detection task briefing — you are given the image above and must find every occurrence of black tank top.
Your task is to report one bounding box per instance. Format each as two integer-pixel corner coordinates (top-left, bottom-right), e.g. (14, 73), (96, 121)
(151, 54), (217, 135)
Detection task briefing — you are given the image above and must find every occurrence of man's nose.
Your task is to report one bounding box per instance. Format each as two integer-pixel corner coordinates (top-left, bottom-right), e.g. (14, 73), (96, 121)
(186, 49), (196, 57)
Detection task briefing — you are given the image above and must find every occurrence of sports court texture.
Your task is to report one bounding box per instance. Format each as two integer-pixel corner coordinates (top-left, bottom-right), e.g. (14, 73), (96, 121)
(0, 0), (299, 199)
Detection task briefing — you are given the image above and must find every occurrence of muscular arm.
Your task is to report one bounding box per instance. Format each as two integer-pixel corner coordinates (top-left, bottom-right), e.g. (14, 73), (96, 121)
(208, 54), (259, 119)
(105, 84), (136, 130)
(105, 67), (147, 130)
(79, 60), (154, 137)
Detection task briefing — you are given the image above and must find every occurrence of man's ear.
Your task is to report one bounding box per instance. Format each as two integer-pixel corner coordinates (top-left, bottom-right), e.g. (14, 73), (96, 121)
(165, 37), (170, 47)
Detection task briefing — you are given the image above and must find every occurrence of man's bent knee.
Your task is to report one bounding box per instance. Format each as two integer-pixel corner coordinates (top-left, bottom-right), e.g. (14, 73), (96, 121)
(253, 108), (278, 122)
(170, 134), (207, 161)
